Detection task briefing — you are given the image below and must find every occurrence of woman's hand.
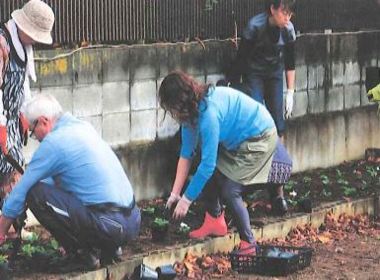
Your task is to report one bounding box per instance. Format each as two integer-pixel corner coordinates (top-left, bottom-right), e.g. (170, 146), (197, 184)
(165, 192), (181, 209)
(172, 195), (192, 220)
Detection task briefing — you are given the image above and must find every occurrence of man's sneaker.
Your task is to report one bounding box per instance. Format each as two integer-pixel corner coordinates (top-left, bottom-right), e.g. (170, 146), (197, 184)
(77, 249), (101, 270)
(100, 247), (122, 266)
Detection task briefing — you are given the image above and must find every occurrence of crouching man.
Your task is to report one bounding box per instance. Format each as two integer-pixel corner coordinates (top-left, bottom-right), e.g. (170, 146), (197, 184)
(0, 94), (140, 269)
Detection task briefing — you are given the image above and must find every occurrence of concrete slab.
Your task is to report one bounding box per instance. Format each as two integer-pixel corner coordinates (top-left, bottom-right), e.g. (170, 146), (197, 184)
(35, 49), (73, 88)
(344, 84), (361, 109)
(73, 84), (103, 117)
(102, 48), (130, 83)
(73, 49), (103, 85)
(292, 90), (308, 118)
(102, 82), (130, 114)
(344, 61), (360, 85)
(130, 80), (157, 111)
(308, 89), (325, 114)
(102, 112), (130, 146)
(130, 110), (157, 142)
(331, 62), (344, 86)
(326, 86), (344, 112)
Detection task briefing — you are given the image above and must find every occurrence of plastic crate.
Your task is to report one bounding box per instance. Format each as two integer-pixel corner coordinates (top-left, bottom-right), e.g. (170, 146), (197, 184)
(229, 245), (313, 276)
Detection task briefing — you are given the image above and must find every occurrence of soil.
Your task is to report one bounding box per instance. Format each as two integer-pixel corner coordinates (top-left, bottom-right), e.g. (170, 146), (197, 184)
(223, 234), (380, 280)
(1, 159), (379, 279)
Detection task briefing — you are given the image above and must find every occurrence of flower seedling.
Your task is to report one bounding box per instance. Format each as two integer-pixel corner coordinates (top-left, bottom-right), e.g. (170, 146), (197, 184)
(178, 222), (191, 235)
(142, 206), (155, 216)
(320, 174), (330, 186)
(0, 255), (7, 264)
(342, 186), (357, 197)
(152, 217), (169, 228)
(284, 180), (296, 191)
(151, 217), (170, 242)
(322, 188), (332, 198)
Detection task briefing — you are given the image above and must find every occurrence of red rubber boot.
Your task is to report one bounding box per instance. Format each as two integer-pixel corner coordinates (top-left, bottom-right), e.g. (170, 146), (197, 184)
(238, 240), (256, 255)
(189, 211), (227, 239)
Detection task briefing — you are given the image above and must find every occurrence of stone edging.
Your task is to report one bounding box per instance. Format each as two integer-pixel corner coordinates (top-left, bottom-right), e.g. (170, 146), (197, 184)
(64, 197), (377, 280)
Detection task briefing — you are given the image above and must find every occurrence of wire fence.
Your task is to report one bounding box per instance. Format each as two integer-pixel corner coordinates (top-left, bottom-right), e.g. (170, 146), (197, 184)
(1, 0), (379, 47)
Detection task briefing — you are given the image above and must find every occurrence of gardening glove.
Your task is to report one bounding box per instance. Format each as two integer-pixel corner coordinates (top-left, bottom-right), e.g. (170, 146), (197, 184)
(367, 83), (380, 102)
(173, 195), (192, 220)
(166, 192), (181, 209)
(0, 125), (7, 155)
(19, 113), (29, 146)
(284, 89), (294, 119)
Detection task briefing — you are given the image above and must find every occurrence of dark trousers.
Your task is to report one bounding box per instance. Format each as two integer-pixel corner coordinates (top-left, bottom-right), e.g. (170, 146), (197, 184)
(244, 68), (285, 136)
(26, 183), (141, 255)
(203, 171), (279, 244)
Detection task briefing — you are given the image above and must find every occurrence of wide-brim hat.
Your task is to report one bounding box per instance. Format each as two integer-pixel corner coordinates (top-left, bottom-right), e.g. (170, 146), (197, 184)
(11, 0), (54, 45)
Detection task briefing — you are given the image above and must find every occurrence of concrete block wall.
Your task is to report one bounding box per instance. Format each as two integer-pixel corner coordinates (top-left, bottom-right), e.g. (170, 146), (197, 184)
(27, 32), (380, 200)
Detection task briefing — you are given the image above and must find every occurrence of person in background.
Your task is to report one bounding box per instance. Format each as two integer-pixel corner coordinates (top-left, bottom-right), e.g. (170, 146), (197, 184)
(226, 0), (296, 140)
(161, 71), (292, 253)
(0, 0), (54, 199)
(0, 94), (140, 269)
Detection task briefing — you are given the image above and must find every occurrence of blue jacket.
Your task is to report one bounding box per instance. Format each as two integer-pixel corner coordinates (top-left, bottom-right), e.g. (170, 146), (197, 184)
(2, 113), (134, 218)
(181, 87), (275, 201)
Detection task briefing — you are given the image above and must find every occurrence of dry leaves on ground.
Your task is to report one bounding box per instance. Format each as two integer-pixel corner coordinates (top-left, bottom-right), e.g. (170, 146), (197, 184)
(174, 213), (379, 279)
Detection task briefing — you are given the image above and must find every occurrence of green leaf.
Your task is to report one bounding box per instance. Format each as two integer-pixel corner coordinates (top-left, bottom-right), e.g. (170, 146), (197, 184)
(337, 178), (349, 186)
(342, 186), (357, 196)
(322, 188), (332, 197)
(142, 207), (155, 215)
(49, 239), (59, 250)
(320, 174), (330, 185)
(152, 217), (169, 227)
(336, 169), (343, 178)
(302, 176), (312, 184)
(284, 180), (296, 191)
(0, 254), (7, 264)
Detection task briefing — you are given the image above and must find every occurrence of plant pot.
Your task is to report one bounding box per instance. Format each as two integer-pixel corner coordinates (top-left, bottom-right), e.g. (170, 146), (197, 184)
(151, 224), (169, 242)
(156, 264), (177, 280)
(132, 264), (158, 280)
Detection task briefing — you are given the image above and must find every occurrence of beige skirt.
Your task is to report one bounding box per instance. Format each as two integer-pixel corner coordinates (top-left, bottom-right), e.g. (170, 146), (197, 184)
(216, 127), (277, 185)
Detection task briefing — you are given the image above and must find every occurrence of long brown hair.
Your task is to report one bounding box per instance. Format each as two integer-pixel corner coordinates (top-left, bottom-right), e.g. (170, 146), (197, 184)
(159, 71), (210, 126)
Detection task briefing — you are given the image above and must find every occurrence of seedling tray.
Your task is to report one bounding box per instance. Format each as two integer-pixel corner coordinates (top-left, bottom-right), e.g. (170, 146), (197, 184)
(230, 245), (313, 276)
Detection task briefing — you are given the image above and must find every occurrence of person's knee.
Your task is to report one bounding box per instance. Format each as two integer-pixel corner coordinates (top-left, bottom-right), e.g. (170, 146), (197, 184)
(220, 180), (242, 201)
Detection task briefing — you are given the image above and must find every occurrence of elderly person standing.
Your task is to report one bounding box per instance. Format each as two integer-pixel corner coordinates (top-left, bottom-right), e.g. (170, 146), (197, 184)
(161, 71), (292, 253)
(0, 94), (141, 269)
(0, 0), (54, 194)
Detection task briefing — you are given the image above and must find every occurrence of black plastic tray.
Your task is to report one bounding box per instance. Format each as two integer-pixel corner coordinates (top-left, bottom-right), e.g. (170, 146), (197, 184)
(230, 245), (313, 276)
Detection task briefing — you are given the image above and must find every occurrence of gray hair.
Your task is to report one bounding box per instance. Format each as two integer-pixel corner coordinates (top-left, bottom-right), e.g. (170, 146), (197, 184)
(24, 94), (63, 123)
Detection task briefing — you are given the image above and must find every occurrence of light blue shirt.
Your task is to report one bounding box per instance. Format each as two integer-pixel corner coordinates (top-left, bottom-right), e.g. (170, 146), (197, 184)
(2, 113), (134, 218)
(181, 87), (275, 201)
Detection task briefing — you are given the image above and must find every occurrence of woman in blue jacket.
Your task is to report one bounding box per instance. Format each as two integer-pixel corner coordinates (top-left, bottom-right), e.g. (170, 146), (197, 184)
(160, 71), (292, 253)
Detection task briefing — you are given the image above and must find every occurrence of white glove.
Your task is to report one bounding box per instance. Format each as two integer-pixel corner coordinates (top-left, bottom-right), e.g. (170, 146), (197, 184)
(172, 195), (192, 220)
(165, 192), (181, 209)
(284, 89), (294, 119)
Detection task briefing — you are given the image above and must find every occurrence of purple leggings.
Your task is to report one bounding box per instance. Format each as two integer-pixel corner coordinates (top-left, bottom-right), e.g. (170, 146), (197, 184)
(203, 141), (292, 243)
